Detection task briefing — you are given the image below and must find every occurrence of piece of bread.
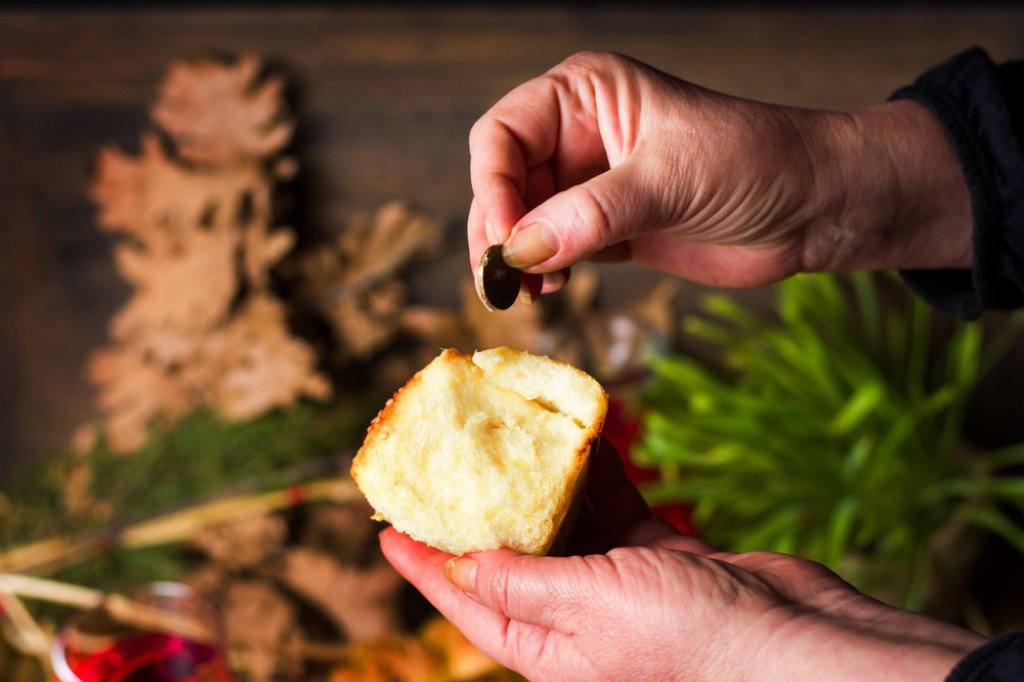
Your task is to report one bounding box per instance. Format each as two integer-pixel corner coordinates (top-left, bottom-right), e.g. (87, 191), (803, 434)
(351, 347), (608, 556)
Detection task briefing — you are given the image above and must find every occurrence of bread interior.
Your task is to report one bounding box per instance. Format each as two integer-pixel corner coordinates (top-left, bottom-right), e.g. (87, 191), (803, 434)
(353, 348), (604, 555)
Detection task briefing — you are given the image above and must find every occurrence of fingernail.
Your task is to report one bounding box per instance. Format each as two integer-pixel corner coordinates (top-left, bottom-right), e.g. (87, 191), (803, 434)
(518, 283), (534, 305)
(545, 268), (568, 289)
(503, 220), (558, 269)
(518, 273), (543, 305)
(444, 556), (477, 593)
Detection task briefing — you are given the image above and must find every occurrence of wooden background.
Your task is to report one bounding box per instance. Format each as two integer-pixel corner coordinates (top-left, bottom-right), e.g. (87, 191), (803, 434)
(4, 5), (1024, 482)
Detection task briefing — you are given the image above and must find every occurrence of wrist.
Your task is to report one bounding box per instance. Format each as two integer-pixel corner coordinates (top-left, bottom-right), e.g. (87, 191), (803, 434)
(801, 99), (972, 274)
(754, 605), (984, 682)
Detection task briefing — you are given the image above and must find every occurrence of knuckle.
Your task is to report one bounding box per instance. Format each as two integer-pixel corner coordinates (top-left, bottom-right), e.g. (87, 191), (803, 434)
(487, 560), (517, 615)
(560, 50), (623, 72)
(572, 184), (616, 249)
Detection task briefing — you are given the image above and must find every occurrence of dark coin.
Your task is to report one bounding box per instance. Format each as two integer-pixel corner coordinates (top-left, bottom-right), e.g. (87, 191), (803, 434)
(476, 244), (521, 311)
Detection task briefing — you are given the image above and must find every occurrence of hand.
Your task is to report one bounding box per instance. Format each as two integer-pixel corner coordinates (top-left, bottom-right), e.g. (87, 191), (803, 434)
(381, 439), (986, 681)
(467, 52), (972, 301)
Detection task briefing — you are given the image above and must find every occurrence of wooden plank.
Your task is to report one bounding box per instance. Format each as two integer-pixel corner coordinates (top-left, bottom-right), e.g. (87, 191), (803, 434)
(3, 6), (1024, 479)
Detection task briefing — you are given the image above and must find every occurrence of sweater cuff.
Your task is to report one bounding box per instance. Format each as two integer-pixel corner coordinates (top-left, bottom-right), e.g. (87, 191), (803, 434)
(890, 47), (1024, 320)
(946, 631), (1024, 681)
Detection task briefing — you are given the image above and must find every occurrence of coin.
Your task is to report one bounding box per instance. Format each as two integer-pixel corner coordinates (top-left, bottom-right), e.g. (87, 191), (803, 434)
(476, 244), (521, 311)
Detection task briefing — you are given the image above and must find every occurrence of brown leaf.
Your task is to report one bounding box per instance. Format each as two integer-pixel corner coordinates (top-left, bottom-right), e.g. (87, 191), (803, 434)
(109, 223), (240, 342)
(336, 201), (443, 287)
(93, 134), (267, 248)
(90, 144), (145, 234)
(295, 201), (443, 361)
(191, 514), (288, 572)
(83, 53), (324, 455)
(322, 281), (408, 360)
(222, 580), (297, 682)
(298, 500), (380, 560)
(150, 54), (294, 166)
(280, 548), (402, 643)
(299, 201), (441, 306)
(193, 295), (332, 421)
(87, 345), (194, 453)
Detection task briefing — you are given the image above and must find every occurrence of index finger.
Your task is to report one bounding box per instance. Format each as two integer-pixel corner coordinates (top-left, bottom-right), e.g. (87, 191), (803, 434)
(379, 527), (563, 672)
(468, 77), (561, 253)
(378, 528), (514, 654)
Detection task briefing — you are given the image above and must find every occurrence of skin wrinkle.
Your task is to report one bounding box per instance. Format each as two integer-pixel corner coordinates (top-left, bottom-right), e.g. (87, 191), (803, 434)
(571, 183), (616, 258)
(552, 65), (601, 183)
(798, 110), (857, 274)
(822, 110), (891, 274)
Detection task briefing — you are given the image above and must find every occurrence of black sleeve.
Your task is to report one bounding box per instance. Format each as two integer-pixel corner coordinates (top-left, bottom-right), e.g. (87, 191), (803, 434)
(889, 47), (1024, 320)
(946, 631), (1024, 681)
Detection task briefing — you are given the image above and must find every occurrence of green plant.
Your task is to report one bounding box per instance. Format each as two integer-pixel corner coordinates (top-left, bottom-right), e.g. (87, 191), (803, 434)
(1, 397), (372, 567)
(633, 272), (1024, 610)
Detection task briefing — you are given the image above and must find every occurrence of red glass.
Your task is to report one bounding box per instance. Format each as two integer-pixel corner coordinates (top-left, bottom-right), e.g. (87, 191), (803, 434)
(50, 583), (235, 682)
(52, 632), (231, 682)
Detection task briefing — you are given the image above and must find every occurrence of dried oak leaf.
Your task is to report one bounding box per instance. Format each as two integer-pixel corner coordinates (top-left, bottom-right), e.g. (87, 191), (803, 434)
(110, 222), (240, 344)
(298, 500), (380, 560)
(190, 514), (289, 573)
(323, 280), (408, 360)
(279, 547), (403, 644)
(87, 345), (194, 453)
(297, 201), (443, 359)
(90, 143), (145, 235)
(83, 55), (310, 455)
(92, 133), (269, 246)
(222, 580), (298, 682)
(150, 54), (294, 166)
(334, 201), (443, 288)
(294, 201), (437, 298)
(94, 133), (295, 345)
(191, 294), (332, 421)
(244, 219), (296, 292)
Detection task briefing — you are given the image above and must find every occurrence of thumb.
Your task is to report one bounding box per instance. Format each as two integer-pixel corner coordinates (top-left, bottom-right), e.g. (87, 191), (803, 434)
(501, 160), (674, 273)
(446, 549), (607, 631)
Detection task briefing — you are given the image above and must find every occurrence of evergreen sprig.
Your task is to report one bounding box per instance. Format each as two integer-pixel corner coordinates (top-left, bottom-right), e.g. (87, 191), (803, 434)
(634, 272), (1024, 610)
(1, 397), (373, 592)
